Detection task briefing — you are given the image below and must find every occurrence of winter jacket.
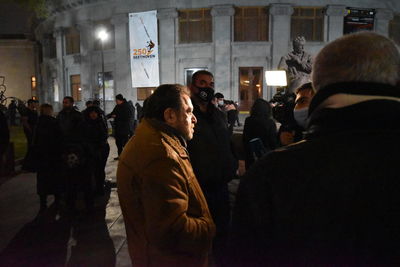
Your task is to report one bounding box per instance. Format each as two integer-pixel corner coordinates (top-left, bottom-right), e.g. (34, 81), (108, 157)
(243, 116), (277, 169)
(109, 101), (133, 136)
(231, 99), (400, 266)
(188, 103), (237, 190)
(117, 118), (215, 267)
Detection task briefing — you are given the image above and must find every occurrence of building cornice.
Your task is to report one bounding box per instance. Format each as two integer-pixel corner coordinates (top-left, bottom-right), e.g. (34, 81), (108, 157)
(269, 4), (294, 16)
(211, 5), (235, 17)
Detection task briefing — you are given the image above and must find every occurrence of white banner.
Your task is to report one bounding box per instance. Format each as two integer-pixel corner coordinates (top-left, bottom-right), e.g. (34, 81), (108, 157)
(129, 10), (160, 88)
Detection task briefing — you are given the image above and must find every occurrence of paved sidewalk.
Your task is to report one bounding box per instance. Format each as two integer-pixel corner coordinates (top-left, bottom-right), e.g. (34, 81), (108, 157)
(0, 136), (242, 267)
(0, 137), (131, 266)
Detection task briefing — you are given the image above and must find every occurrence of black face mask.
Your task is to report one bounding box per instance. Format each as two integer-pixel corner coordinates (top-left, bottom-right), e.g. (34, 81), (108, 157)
(195, 87), (215, 103)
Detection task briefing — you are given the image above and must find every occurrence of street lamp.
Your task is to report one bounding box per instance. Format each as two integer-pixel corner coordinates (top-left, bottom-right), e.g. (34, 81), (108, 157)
(97, 29), (108, 112)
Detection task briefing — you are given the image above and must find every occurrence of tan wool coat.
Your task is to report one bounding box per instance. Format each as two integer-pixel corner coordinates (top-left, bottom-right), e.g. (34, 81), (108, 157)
(117, 118), (215, 267)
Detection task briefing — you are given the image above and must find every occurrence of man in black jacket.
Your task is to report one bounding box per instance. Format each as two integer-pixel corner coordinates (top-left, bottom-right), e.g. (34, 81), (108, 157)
(108, 94), (133, 159)
(188, 70), (238, 266)
(231, 32), (400, 266)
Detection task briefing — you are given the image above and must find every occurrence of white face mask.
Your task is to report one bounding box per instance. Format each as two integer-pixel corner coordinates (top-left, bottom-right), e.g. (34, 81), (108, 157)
(293, 107), (309, 129)
(218, 100), (224, 106)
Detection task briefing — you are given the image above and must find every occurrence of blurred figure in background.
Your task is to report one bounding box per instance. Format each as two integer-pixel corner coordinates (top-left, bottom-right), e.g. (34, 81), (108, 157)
(242, 98), (277, 170)
(82, 106), (110, 196)
(34, 104), (62, 211)
(278, 82), (315, 146)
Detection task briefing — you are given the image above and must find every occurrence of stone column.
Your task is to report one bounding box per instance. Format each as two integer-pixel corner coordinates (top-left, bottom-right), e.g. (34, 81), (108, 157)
(270, 4), (294, 68)
(375, 9), (394, 37)
(77, 20), (93, 101)
(211, 5), (235, 98)
(111, 13), (132, 100)
(157, 8), (178, 84)
(54, 27), (66, 99)
(326, 5), (347, 41)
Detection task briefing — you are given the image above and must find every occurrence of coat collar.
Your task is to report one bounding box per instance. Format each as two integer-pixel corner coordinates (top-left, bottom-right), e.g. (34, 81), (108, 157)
(145, 118), (189, 158)
(305, 99), (400, 139)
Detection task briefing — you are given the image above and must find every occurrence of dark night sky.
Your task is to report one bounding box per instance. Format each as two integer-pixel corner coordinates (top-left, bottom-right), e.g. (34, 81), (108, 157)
(0, 1), (37, 36)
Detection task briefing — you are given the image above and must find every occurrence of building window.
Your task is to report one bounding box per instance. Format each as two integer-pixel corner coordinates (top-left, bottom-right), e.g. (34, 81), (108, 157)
(137, 87), (156, 101)
(343, 8), (375, 35)
(291, 7), (324, 42)
(94, 20), (115, 50)
(390, 14), (400, 45)
(179, 8), (212, 43)
(70, 74), (82, 101)
(65, 27), (80, 55)
(184, 67), (208, 86)
(238, 67), (263, 111)
(31, 76), (37, 97)
(234, 7), (269, 41)
(97, 72), (114, 100)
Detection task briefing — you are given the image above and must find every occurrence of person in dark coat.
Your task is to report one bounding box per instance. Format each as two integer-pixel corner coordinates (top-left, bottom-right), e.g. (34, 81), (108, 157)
(230, 32), (400, 266)
(242, 98), (277, 170)
(0, 108), (9, 169)
(188, 70), (238, 266)
(33, 104), (62, 211)
(278, 82), (315, 146)
(21, 99), (38, 171)
(57, 96), (92, 211)
(7, 100), (17, 126)
(107, 94), (133, 159)
(82, 106), (110, 196)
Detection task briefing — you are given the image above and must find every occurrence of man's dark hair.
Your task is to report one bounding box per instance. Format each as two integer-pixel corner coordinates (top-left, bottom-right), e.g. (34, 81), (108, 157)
(215, 92), (224, 99)
(93, 99), (100, 106)
(295, 82), (314, 94)
(63, 96), (74, 103)
(85, 100), (93, 106)
(191, 70), (214, 85)
(144, 84), (189, 122)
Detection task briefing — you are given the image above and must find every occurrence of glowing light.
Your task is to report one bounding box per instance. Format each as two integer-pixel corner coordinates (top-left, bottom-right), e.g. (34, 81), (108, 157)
(98, 29), (108, 41)
(265, 71), (287, 86)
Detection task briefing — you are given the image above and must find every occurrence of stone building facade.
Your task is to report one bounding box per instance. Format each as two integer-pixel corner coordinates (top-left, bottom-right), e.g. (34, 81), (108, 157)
(35, 0), (400, 112)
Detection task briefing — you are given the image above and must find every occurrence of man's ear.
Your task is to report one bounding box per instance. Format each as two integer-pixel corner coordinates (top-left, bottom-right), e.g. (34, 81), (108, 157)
(164, 107), (177, 126)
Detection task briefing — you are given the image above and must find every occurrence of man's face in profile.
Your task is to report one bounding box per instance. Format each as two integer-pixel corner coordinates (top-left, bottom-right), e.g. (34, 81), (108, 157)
(173, 94), (197, 140)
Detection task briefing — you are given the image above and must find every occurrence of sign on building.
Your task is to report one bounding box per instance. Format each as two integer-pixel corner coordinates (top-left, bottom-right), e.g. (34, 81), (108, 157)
(129, 10), (160, 88)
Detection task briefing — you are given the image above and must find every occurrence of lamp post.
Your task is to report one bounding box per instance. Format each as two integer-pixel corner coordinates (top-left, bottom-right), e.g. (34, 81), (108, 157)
(98, 29), (108, 112)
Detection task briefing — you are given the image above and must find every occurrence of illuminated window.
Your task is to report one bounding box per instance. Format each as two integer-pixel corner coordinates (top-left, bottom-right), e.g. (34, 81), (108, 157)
(291, 7), (324, 41)
(137, 87), (156, 101)
(65, 27), (80, 55)
(390, 14), (400, 45)
(94, 20), (115, 50)
(179, 9), (212, 43)
(239, 67), (263, 111)
(234, 7), (269, 41)
(31, 76), (37, 91)
(70, 75), (82, 101)
(97, 72), (114, 100)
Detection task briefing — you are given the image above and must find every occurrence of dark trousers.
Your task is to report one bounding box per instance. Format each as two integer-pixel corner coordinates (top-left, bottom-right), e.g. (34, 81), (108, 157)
(65, 168), (93, 210)
(94, 143), (110, 194)
(115, 134), (129, 156)
(203, 185), (231, 266)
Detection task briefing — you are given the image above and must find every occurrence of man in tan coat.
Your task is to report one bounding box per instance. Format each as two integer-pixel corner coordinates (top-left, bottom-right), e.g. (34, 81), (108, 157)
(117, 84), (215, 266)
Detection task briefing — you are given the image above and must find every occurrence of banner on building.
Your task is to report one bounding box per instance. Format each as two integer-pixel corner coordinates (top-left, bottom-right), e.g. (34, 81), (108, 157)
(129, 10), (160, 88)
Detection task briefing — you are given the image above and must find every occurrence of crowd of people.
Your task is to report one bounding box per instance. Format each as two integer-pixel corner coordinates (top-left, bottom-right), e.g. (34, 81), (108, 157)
(0, 94), (141, 213)
(117, 32), (400, 266)
(0, 31), (399, 266)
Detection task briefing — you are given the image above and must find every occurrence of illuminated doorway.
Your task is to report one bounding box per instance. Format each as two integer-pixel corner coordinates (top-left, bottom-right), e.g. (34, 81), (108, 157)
(238, 67), (263, 111)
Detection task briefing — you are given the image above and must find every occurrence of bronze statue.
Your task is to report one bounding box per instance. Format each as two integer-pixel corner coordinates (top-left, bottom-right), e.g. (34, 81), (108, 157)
(278, 36), (313, 93)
